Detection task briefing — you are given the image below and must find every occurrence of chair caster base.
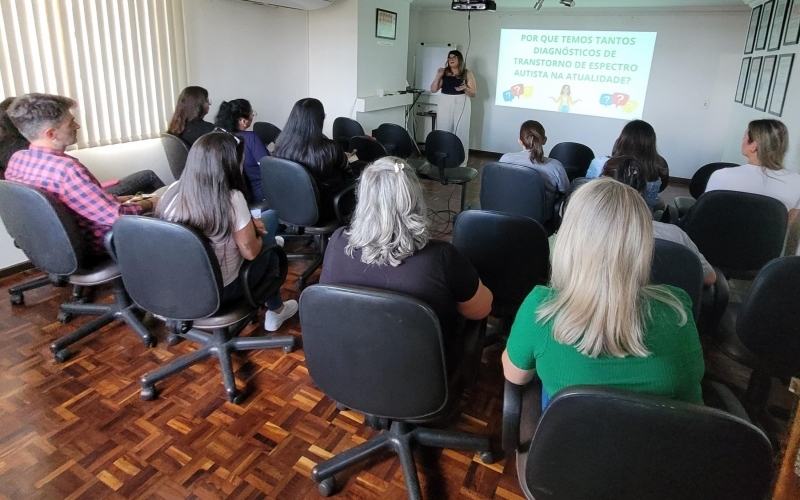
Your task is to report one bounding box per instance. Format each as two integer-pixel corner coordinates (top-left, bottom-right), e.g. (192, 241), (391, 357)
(53, 348), (72, 363)
(57, 311), (73, 324)
(478, 451), (495, 465)
(10, 293), (24, 306)
(283, 345), (294, 354)
(166, 334), (183, 346)
(143, 335), (157, 348)
(336, 403), (347, 411)
(317, 477), (337, 497)
(140, 384), (158, 401)
(227, 389), (245, 405)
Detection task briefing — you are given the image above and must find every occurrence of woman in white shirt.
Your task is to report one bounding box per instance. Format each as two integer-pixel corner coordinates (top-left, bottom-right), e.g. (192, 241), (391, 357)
(155, 132), (298, 331)
(706, 119), (800, 221)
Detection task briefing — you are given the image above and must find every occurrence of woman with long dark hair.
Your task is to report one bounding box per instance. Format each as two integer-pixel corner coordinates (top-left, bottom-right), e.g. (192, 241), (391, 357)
(215, 99), (269, 202)
(430, 50), (476, 163)
(0, 96), (30, 177)
(155, 132), (297, 331)
(167, 86), (215, 147)
(499, 120), (568, 221)
(274, 98), (354, 220)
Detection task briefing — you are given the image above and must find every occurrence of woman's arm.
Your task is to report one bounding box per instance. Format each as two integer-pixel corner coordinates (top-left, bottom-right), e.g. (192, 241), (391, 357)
(233, 219), (263, 261)
(457, 71), (477, 98)
(430, 67), (445, 93)
(502, 349), (536, 385)
(456, 279), (493, 319)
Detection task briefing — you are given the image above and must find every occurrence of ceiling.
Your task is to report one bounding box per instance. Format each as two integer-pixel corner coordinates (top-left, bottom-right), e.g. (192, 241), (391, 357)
(413, 0), (749, 11)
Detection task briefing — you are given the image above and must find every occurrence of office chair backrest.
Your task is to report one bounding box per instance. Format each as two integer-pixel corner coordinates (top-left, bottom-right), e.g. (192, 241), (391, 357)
(682, 190), (787, 275)
(374, 123), (415, 158)
(260, 157), (321, 227)
(736, 256), (800, 375)
(0, 181), (83, 275)
(253, 121), (282, 147)
(111, 216), (222, 320)
(480, 162), (547, 223)
(452, 210), (549, 317)
(349, 136), (388, 163)
(651, 238), (703, 320)
(689, 162), (737, 199)
(525, 386), (773, 500)
(160, 133), (189, 181)
(332, 117), (364, 151)
(425, 130), (465, 169)
(300, 285), (448, 419)
(548, 142), (594, 179)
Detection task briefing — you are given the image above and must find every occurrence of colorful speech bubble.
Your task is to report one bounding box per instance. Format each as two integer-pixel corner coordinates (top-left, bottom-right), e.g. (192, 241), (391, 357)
(599, 94), (613, 106)
(502, 90), (514, 102)
(612, 93), (630, 107)
(523, 85), (533, 98)
(621, 100), (639, 114)
(510, 84), (525, 97)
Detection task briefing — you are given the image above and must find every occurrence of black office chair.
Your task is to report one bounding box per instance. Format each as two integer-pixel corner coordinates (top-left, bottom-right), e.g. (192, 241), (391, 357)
(0, 181), (154, 362)
(548, 142), (594, 181)
(714, 256), (800, 442)
(332, 117), (364, 153)
(299, 285), (493, 498)
(8, 272), (62, 306)
(417, 130), (477, 212)
(452, 210), (550, 344)
(480, 162), (547, 224)
(109, 216), (295, 404)
(674, 162), (738, 216)
(259, 157), (349, 290)
(160, 133), (189, 181)
(348, 135), (387, 175)
(650, 239), (704, 320)
(503, 385), (773, 500)
(252, 121), (281, 148)
(680, 191), (787, 280)
(373, 123), (428, 172)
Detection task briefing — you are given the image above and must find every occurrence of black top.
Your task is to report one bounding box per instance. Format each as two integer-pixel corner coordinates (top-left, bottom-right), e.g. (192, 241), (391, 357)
(0, 114), (29, 177)
(178, 119), (215, 147)
(441, 74), (466, 95)
(320, 227), (480, 368)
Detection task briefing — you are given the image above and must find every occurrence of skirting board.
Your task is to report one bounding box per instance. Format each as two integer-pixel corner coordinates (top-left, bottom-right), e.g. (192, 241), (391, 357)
(0, 261), (34, 280)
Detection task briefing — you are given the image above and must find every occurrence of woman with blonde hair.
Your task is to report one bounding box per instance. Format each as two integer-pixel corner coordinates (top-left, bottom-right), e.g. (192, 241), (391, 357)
(320, 157), (492, 369)
(502, 177), (704, 406)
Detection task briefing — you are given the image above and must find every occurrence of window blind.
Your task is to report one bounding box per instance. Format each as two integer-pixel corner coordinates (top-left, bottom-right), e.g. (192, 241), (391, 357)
(0, 0), (187, 148)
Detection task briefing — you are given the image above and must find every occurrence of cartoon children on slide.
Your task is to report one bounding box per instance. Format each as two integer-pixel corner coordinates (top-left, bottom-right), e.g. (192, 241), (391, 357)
(551, 84), (581, 113)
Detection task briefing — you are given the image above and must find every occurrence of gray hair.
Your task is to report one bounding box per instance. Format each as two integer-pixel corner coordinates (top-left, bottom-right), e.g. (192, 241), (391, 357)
(6, 93), (77, 141)
(345, 157), (430, 267)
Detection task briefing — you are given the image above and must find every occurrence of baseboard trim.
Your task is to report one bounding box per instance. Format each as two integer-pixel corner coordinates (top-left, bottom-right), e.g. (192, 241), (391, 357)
(0, 261), (34, 279)
(669, 177), (691, 187)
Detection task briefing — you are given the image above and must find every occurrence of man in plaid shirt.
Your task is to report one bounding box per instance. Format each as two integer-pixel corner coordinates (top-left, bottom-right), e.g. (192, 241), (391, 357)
(5, 94), (157, 256)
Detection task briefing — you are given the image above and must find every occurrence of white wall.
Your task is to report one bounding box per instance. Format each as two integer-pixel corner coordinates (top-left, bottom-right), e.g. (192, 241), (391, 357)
(721, 2), (800, 172)
(409, 8), (750, 179)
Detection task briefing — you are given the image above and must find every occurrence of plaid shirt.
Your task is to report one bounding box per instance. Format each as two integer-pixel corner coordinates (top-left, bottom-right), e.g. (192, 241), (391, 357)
(5, 145), (142, 255)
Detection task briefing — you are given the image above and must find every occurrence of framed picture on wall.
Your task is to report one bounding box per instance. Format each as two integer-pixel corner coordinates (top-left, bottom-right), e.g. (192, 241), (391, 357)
(769, 53), (795, 115)
(755, 0), (774, 51)
(375, 9), (397, 40)
(745, 5), (762, 53)
(735, 57), (752, 103)
(744, 56), (763, 107)
(755, 55), (777, 111)
(785, 0), (800, 45)
(769, 0), (790, 50)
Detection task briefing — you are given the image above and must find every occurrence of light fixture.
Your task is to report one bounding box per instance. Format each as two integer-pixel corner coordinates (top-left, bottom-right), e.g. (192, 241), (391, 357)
(534, 0), (544, 11)
(560, 0), (574, 6)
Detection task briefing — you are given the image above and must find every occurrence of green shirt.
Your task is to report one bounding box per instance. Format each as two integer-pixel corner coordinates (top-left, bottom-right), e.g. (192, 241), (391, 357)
(506, 285), (704, 405)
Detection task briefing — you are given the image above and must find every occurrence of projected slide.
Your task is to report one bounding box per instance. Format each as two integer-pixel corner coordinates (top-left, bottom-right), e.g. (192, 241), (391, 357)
(495, 29), (657, 120)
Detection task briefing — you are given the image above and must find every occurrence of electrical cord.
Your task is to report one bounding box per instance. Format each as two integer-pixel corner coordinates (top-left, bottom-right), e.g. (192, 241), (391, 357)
(427, 184), (459, 238)
(454, 11), (471, 142)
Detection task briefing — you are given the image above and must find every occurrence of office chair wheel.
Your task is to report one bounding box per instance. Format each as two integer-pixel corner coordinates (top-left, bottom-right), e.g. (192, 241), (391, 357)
(140, 384), (158, 401)
(9, 293), (24, 306)
(478, 451), (495, 465)
(227, 389), (245, 405)
(57, 311), (73, 324)
(317, 477), (337, 497)
(53, 348), (72, 363)
(336, 403), (347, 411)
(282, 345), (294, 354)
(143, 335), (157, 348)
(295, 278), (307, 291)
(166, 333), (183, 346)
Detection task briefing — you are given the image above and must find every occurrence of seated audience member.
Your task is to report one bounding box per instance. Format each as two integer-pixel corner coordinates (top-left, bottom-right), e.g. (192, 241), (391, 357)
(502, 178), (704, 406)
(320, 157), (493, 368)
(155, 132), (297, 331)
(586, 119), (669, 209)
(0, 97), (30, 178)
(706, 119), (800, 222)
(167, 86), (215, 147)
(603, 156), (716, 286)
(274, 98), (355, 221)
(498, 120), (568, 221)
(215, 99), (269, 202)
(5, 93), (157, 257)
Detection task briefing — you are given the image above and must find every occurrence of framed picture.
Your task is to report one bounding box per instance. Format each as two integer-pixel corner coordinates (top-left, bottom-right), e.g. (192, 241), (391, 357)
(785, 0), (800, 45)
(735, 57), (752, 103)
(744, 56), (762, 107)
(755, 55), (777, 111)
(769, 0), (790, 50)
(769, 53), (795, 115)
(755, 0), (774, 51)
(745, 5), (762, 53)
(375, 9), (397, 40)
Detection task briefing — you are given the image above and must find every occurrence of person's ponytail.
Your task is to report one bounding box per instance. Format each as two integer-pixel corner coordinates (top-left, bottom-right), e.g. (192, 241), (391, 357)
(519, 120), (546, 164)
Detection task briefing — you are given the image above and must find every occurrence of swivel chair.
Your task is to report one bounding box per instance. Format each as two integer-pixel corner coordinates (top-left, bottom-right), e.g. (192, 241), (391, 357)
(479, 162), (548, 224)
(417, 130), (477, 212)
(109, 216), (295, 404)
(650, 238), (704, 321)
(160, 133), (189, 181)
(348, 135), (387, 175)
(300, 284), (493, 498)
(253, 121), (282, 148)
(373, 123), (428, 172)
(332, 117), (364, 153)
(0, 181), (154, 362)
(548, 142), (594, 181)
(673, 162), (738, 216)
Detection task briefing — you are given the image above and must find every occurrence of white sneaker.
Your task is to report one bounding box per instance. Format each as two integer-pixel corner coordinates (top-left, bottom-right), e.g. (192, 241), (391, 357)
(264, 299), (298, 332)
(275, 236), (284, 247)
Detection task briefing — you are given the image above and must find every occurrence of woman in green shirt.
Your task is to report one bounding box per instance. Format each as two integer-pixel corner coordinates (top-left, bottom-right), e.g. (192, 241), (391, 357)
(502, 177), (704, 406)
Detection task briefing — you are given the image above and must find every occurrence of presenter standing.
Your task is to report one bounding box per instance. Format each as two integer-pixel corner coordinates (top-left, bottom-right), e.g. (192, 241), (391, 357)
(430, 50), (476, 164)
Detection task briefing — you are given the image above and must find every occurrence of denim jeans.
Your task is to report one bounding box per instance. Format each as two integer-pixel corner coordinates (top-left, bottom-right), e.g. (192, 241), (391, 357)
(104, 170), (166, 196)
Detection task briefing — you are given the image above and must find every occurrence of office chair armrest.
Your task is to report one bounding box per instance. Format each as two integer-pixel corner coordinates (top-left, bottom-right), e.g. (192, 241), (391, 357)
(104, 230), (118, 262)
(674, 196), (696, 218)
(502, 380), (523, 454)
(702, 380), (751, 422)
(240, 244), (288, 309)
(461, 318), (487, 388)
(333, 182), (357, 226)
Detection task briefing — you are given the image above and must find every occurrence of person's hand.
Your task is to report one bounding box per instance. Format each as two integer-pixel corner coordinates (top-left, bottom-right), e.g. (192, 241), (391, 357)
(253, 218), (267, 235)
(455, 84), (467, 92)
(346, 149), (357, 159)
(436, 67), (445, 77)
(134, 198), (155, 212)
(117, 195), (133, 203)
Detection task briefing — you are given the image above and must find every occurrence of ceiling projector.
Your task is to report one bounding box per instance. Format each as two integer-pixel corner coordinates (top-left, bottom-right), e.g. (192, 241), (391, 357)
(451, 0), (496, 11)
